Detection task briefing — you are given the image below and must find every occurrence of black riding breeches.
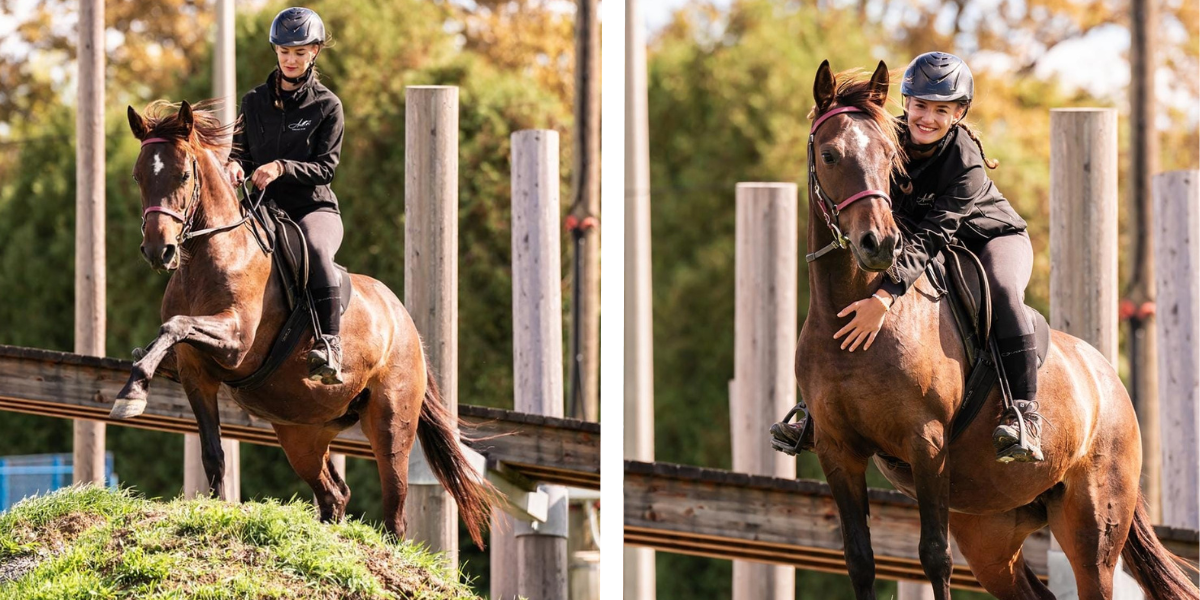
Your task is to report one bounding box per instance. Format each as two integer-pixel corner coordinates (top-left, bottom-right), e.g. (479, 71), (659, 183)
(296, 210), (344, 289)
(296, 209), (344, 337)
(965, 231), (1037, 400)
(966, 231), (1034, 339)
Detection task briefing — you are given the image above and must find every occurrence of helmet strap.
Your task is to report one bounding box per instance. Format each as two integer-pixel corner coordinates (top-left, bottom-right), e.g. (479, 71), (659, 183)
(278, 63), (314, 85)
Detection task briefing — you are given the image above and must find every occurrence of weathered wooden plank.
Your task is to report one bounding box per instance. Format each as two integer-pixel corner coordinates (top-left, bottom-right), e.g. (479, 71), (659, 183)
(0, 345), (598, 488)
(625, 459), (1199, 589)
(626, 460), (1049, 592)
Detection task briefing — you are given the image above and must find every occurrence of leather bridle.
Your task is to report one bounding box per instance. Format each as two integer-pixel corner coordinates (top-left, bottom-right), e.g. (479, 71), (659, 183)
(805, 106), (893, 263)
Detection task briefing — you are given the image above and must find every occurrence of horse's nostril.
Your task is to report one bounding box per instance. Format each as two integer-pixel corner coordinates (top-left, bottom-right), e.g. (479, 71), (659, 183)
(860, 231), (880, 254)
(161, 245), (177, 266)
(140, 245), (148, 261)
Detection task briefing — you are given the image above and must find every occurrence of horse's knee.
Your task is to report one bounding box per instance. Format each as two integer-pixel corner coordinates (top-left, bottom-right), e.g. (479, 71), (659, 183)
(918, 537), (952, 581)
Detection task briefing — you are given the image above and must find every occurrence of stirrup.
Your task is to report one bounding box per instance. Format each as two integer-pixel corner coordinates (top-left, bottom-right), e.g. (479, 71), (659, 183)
(307, 335), (343, 385)
(770, 402), (814, 456)
(993, 400), (1043, 463)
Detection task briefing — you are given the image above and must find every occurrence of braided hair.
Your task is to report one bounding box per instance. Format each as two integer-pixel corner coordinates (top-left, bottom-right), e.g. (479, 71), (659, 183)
(957, 120), (999, 170)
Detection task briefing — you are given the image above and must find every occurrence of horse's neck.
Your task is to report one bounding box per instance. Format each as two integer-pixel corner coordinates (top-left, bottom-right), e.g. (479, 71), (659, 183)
(805, 202), (881, 323)
(182, 150), (268, 278)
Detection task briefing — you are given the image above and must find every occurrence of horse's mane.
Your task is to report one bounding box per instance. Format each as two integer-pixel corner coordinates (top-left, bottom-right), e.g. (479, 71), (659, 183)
(809, 69), (907, 177)
(141, 100), (236, 154)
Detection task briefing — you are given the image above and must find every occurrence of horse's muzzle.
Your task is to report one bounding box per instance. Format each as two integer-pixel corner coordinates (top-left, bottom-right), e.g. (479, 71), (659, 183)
(141, 242), (180, 271)
(855, 231), (898, 272)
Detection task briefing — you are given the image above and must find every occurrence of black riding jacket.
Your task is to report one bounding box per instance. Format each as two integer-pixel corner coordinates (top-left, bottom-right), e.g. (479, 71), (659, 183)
(880, 123), (1027, 297)
(232, 69), (344, 217)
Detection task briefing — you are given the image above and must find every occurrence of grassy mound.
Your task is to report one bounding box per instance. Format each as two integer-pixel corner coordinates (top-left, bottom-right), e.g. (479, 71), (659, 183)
(0, 486), (481, 599)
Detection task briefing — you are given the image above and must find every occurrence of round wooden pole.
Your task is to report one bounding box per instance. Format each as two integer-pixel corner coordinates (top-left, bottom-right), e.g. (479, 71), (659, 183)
(73, 0), (106, 486)
(1128, 0), (1162, 523)
(1050, 109), (1119, 361)
(732, 182), (797, 600)
(510, 129), (569, 600)
(404, 85), (459, 564)
(1047, 108), (1140, 596)
(1153, 170), (1198, 531)
(897, 581), (935, 600)
(623, 0), (656, 596)
(186, 0), (240, 502)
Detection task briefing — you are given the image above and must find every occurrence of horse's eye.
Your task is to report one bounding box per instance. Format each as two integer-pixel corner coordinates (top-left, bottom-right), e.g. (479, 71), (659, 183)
(822, 151), (836, 164)
(131, 174), (139, 184)
(180, 170), (190, 182)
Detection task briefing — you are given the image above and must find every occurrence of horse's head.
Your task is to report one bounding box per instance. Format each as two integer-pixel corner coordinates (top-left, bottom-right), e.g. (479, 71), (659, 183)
(808, 60), (903, 272)
(127, 101), (202, 271)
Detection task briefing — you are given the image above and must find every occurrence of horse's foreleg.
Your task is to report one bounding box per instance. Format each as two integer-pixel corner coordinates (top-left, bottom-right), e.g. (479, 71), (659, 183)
(111, 313), (250, 419)
(181, 371), (229, 500)
(818, 443), (877, 600)
(909, 429), (953, 600)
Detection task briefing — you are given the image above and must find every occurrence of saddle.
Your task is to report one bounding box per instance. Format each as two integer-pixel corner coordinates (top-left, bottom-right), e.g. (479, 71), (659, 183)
(224, 200), (353, 391)
(926, 242), (1049, 444)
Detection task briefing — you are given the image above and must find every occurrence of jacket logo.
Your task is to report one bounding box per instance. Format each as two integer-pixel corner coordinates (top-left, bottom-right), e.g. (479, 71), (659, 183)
(916, 192), (935, 206)
(288, 119), (313, 131)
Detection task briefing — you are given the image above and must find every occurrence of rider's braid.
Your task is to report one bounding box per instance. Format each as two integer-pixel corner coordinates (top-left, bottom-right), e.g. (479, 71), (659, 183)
(958, 121), (999, 170)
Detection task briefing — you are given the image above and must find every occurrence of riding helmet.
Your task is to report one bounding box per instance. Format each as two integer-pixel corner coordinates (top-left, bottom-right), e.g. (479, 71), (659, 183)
(901, 52), (974, 103)
(269, 7), (326, 47)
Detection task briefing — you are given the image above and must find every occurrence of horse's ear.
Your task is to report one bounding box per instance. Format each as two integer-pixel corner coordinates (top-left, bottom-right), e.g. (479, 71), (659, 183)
(869, 60), (889, 107)
(178, 101), (194, 137)
(814, 60), (835, 113)
(127, 106), (149, 140)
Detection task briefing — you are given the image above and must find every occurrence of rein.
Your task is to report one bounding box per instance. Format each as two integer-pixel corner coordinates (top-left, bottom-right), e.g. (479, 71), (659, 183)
(805, 106), (892, 263)
(139, 138), (268, 249)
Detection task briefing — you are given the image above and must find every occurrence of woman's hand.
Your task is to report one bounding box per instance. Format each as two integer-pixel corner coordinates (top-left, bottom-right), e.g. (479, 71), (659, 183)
(250, 160), (284, 190)
(226, 161), (245, 187)
(833, 291), (893, 352)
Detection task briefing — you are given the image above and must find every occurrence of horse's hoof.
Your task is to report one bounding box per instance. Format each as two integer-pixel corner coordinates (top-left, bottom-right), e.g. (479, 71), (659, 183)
(132, 347), (146, 361)
(109, 398), (147, 419)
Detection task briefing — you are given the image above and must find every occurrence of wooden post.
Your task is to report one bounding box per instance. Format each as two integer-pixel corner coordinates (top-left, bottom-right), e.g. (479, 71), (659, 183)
(1153, 170), (1199, 531)
(623, 0), (656, 597)
(510, 130), (569, 599)
(186, 0), (240, 502)
(491, 511), (519, 600)
(1048, 108), (1143, 598)
(569, 0), (601, 423)
(897, 581), (935, 600)
(73, 0), (106, 486)
(732, 183), (797, 600)
(1050, 109), (1120, 360)
(1128, 0), (1161, 522)
(404, 86), (459, 564)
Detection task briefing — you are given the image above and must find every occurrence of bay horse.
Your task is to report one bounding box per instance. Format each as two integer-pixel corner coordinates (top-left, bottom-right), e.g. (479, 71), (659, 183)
(111, 100), (495, 546)
(797, 61), (1197, 599)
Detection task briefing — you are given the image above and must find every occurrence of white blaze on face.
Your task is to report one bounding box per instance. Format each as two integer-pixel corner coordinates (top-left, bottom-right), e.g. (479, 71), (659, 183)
(848, 121), (872, 155)
(152, 151), (165, 176)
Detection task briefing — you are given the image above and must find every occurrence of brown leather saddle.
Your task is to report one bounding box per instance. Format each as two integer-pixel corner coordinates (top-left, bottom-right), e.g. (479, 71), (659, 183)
(223, 201), (352, 391)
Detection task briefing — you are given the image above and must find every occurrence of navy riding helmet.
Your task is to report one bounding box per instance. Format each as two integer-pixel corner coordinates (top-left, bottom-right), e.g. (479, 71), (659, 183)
(901, 52), (974, 104)
(269, 7), (326, 47)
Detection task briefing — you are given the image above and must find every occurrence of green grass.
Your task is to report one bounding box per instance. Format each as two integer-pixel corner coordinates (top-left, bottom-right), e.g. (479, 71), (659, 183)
(0, 485), (480, 599)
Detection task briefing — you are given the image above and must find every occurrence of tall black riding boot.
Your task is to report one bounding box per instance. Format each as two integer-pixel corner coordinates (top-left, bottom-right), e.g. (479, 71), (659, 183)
(992, 334), (1043, 463)
(307, 286), (343, 385)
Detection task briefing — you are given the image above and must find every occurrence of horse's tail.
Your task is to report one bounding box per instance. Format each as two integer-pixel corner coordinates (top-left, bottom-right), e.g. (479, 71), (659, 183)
(1121, 494), (1199, 599)
(416, 363), (498, 549)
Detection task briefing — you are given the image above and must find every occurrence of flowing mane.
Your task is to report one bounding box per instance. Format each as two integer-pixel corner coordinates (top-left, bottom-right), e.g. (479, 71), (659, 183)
(140, 99), (236, 154)
(809, 69), (906, 176)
